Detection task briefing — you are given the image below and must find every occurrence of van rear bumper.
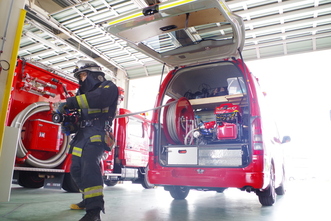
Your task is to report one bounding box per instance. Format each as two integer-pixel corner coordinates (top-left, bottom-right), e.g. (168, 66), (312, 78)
(148, 167), (265, 189)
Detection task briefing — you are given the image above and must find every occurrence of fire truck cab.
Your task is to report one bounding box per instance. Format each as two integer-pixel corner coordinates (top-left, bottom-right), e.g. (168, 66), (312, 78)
(105, 0), (290, 206)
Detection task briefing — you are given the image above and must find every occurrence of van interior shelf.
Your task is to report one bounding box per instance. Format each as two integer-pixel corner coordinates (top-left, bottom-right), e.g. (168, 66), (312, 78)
(189, 94), (247, 109)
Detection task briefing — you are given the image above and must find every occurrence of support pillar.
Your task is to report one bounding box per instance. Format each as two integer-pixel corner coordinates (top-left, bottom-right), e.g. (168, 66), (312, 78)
(0, 0), (27, 202)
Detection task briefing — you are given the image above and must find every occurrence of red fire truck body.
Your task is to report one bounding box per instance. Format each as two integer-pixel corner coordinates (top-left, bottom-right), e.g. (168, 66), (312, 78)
(103, 108), (152, 188)
(7, 59), (152, 191)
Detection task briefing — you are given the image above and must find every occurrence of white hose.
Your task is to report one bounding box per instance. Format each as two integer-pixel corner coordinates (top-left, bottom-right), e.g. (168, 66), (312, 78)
(166, 102), (180, 142)
(11, 102), (70, 168)
(184, 128), (197, 145)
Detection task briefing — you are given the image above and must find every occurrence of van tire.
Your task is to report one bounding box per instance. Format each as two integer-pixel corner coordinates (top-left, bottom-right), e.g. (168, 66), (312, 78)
(275, 167), (286, 195)
(257, 165), (276, 206)
(168, 186), (190, 200)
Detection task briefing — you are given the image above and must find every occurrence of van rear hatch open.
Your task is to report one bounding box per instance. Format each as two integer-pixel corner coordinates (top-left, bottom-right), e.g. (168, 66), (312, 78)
(105, 0), (245, 67)
(105, 0), (250, 168)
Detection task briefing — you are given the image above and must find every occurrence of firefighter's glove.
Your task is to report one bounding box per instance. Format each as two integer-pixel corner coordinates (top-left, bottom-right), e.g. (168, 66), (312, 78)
(61, 122), (78, 136)
(54, 102), (69, 114)
(61, 122), (71, 136)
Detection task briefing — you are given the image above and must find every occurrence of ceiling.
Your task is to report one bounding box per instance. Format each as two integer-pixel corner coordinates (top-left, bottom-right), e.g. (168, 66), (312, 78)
(19, 0), (331, 80)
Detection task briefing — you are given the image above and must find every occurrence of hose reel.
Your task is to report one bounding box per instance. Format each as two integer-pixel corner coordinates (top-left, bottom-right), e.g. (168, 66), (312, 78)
(11, 102), (70, 168)
(163, 97), (195, 144)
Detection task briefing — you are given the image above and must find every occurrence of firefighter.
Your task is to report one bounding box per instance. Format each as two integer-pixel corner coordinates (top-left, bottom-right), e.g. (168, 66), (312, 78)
(56, 60), (118, 221)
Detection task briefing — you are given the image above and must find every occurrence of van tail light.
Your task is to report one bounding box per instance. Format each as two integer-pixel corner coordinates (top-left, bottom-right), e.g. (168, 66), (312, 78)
(252, 117), (263, 155)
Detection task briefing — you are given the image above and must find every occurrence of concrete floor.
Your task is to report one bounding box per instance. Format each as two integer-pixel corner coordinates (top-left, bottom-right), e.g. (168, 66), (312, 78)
(0, 179), (329, 221)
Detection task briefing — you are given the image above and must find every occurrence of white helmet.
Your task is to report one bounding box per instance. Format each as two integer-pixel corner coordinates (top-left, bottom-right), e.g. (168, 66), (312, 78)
(73, 60), (102, 79)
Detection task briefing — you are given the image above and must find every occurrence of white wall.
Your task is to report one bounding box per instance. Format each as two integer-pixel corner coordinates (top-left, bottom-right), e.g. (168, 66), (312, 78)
(247, 50), (331, 179)
(128, 75), (162, 118)
(247, 50), (331, 138)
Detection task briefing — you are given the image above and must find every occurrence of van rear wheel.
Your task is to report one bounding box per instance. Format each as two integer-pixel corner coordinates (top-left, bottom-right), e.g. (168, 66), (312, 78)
(168, 186), (190, 200)
(276, 167), (286, 195)
(257, 165), (276, 206)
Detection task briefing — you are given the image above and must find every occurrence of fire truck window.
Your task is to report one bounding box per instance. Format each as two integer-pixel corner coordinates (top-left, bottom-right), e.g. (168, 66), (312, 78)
(127, 118), (144, 138)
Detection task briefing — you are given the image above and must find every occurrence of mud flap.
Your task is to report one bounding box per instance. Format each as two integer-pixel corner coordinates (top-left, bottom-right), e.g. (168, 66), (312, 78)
(44, 173), (65, 190)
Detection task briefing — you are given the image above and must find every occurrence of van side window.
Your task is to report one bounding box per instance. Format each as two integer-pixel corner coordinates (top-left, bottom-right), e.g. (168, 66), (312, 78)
(227, 77), (247, 95)
(127, 118), (144, 138)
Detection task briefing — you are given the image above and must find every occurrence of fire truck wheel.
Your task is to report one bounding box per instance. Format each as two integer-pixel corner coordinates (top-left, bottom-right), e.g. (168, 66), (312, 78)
(62, 173), (79, 192)
(257, 164), (276, 206)
(141, 167), (155, 189)
(168, 186), (190, 200)
(104, 180), (118, 186)
(18, 171), (44, 189)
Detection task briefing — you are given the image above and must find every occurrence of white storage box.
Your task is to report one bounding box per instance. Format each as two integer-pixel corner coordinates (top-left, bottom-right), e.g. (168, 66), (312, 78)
(167, 146), (198, 165)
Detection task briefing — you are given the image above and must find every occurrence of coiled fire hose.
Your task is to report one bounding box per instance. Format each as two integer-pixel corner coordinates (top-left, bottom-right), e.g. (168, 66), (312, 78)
(118, 99), (195, 144)
(11, 102), (69, 168)
(164, 98), (196, 145)
(166, 102), (180, 143)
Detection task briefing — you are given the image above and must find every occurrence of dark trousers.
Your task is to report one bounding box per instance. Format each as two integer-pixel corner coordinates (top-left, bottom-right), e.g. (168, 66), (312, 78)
(71, 142), (105, 211)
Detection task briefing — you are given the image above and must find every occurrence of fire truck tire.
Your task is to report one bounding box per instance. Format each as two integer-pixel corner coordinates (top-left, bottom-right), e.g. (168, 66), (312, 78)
(104, 180), (118, 186)
(62, 173), (79, 192)
(17, 171), (44, 189)
(11, 102), (70, 168)
(168, 186), (190, 200)
(257, 164), (276, 206)
(141, 167), (155, 189)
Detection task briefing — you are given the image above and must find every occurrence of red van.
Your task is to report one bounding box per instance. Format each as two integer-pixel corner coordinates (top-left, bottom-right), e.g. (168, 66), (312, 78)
(106, 0), (290, 206)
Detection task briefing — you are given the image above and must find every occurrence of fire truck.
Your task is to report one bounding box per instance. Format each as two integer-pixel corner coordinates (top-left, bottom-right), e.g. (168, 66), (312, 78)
(105, 0), (290, 206)
(7, 59), (153, 192)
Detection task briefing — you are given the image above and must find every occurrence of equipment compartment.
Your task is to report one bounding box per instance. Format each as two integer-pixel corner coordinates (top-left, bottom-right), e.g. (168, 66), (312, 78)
(165, 144), (247, 167)
(159, 61), (251, 168)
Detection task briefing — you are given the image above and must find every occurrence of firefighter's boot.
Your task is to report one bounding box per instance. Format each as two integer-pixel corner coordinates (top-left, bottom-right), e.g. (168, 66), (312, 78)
(79, 209), (101, 221)
(70, 200), (85, 210)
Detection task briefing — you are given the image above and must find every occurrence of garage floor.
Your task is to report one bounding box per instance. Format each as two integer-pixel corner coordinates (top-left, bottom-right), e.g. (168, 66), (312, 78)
(0, 179), (328, 221)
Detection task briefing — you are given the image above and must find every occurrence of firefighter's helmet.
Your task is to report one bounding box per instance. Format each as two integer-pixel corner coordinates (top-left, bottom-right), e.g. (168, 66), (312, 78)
(73, 60), (106, 93)
(73, 60), (103, 80)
